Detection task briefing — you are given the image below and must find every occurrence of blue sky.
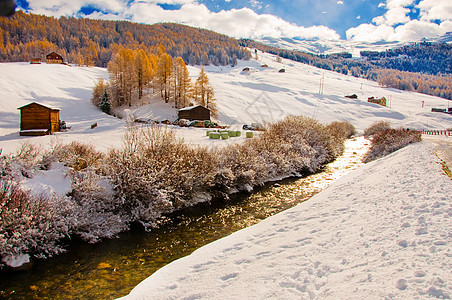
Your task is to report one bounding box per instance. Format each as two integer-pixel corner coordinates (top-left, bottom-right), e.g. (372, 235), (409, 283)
(15, 0), (452, 42)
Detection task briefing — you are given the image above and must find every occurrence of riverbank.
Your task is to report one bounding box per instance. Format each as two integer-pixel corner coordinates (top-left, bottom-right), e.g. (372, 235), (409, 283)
(122, 140), (452, 299)
(0, 136), (369, 299)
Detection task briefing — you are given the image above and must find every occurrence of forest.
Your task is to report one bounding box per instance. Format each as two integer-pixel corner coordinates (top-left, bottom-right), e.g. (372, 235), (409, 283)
(0, 11), (251, 67)
(93, 45), (218, 116)
(241, 39), (452, 100)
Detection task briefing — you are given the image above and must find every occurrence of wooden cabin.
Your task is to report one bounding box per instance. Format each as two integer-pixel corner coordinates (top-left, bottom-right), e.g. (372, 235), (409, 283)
(368, 96), (387, 107)
(30, 58), (42, 64)
(178, 105), (210, 121)
(46, 52), (63, 64)
(18, 102), (60, 136)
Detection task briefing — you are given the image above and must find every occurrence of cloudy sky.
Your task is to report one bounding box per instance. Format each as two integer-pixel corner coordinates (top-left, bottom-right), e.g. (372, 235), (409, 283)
(16, 0), (452, 42)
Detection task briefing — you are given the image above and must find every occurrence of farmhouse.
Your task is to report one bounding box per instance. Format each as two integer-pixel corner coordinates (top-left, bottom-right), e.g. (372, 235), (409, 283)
(17, 102), (60, 136)
(368, 96), (387, 107)
(46, 52), (63, 64)
(178, 105), (210, 121)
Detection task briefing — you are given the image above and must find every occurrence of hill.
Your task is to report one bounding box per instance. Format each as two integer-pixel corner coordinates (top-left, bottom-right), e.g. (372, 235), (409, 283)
(0, 11), (251, 67)
(1, 51), (451, 155)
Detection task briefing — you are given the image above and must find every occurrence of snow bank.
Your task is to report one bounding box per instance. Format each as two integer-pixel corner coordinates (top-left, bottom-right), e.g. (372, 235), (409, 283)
(122, 141), (452, 299)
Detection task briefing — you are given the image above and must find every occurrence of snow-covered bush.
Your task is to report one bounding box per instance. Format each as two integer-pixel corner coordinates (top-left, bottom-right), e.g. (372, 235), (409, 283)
(48, 141), (104, 171)
(1, 142), (44, 180)
(107, 126), (217, 229)
(216, 116), (346, 193)
(364, 121), (391, 138)
(70, 170), (128, 243)
(0, 179), (76, 268)
(326, 121), (356, 158)
(363, 128), (421, 162)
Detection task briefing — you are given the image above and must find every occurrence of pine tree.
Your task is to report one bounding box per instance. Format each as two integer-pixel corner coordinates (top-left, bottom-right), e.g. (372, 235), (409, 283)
(99, 90), (111, 115)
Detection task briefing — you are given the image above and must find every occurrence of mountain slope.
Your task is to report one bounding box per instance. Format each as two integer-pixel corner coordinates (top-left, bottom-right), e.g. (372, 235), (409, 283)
(1, 52), (451, 154)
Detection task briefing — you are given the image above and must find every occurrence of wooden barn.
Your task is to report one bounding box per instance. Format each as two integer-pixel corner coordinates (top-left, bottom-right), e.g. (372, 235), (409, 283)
(178, 105), (210, 121)
(18, 102), (60, 136)
(46, 52), (63, 64)
(368, 96), (387, 107)
(30, 58), (41, 64)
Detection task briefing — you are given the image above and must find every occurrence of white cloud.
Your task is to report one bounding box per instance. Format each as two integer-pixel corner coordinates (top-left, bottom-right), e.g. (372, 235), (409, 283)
(337, 1), (344, 5)
(28, 1), (332, 41)
(417, 0), (452, 22)
(347, 0), (452, 42)
(122, 3), (341, 40)
(356, 15), (360, 19)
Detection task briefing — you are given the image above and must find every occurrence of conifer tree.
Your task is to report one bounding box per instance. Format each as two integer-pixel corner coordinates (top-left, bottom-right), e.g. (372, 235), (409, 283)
(173, 57), (193, 109)
(99, 90), (111, 115)
(156, 51), (173, 103)
(194, 66), (218, 117)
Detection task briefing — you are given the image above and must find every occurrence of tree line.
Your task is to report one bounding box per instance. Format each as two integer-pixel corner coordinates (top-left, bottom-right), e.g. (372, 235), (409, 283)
(0, 11), (251, 67)
(91, 45), (218, 117)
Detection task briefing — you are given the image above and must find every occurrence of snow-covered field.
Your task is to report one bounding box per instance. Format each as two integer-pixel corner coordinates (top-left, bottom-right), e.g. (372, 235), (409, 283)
(122, 141), (452, 300)
(1, 52), (451, 154)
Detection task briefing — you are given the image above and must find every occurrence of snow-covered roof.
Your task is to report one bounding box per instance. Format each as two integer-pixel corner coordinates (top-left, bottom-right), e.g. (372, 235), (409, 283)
(178, 105), (205, 111)
(17, 101), (60, 111)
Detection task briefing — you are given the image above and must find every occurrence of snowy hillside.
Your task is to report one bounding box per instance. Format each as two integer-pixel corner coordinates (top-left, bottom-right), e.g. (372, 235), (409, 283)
(255, 32), (452, 56)
(1, 53), (451, 154)
(255, 36), (405, 57)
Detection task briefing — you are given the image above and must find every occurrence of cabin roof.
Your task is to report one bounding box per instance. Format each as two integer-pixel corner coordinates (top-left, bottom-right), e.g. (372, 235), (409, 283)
(178, 105), (209, 112)
(17, 101), (60, 111)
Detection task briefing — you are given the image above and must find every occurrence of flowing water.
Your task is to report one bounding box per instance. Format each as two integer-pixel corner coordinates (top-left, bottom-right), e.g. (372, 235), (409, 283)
(0, 137), (369, 299)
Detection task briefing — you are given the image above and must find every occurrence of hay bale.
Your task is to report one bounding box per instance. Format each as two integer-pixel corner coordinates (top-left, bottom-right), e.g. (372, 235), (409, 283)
(228, 131), (237, 137)
(236, 131), (242, 137)
(246, 131), (254, 138)
(210, 132), (221, 139)
(221, 133), (229, 140)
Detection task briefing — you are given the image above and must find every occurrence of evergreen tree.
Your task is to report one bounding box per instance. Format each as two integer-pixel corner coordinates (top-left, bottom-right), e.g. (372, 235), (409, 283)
(99, 90), (111, 115)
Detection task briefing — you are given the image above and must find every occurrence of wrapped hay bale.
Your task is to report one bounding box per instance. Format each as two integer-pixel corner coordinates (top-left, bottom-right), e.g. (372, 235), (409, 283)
(210, 132), (221, 139)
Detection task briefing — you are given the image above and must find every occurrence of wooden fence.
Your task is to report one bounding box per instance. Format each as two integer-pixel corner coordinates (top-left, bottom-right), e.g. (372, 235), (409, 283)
(422, 129), (452, 136)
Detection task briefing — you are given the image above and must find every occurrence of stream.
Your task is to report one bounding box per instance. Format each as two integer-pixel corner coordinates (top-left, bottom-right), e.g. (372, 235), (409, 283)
(0, 137), (369, 299)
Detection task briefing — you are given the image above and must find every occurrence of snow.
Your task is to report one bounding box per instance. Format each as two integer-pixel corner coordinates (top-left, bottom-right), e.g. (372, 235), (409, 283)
(21, 162), (72, 198)
(0, 55), (451, 279)
(1, 253), (30, 268)
(1, 53), (451, 155)
(121, 141), (452, 299)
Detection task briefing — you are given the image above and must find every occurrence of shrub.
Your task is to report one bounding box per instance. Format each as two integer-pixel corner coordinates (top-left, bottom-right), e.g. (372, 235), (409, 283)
(364, 121), (391, 138)
(48, 141), (104, 171)
(363, 128), (421, 162)
(70, 170), (128, 243)
(0, 179), (76, 268)
(107, 126), (217, 229)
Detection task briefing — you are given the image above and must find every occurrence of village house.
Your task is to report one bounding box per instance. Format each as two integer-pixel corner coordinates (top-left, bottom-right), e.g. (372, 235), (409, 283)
(17, 102), (60, 136)
(46, 52), (64, 64)
(178, 105), (210, 121)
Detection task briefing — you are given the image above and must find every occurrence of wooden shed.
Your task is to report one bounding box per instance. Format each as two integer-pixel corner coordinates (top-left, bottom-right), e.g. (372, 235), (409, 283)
(178, 105), (210, 121)
(46, 52), (63, 64)
(30, 58), (42, 64)
(18, 102), (60, 136)
(368, 96), (387, 107)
